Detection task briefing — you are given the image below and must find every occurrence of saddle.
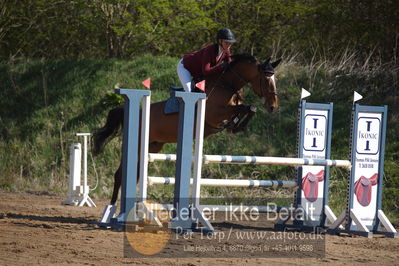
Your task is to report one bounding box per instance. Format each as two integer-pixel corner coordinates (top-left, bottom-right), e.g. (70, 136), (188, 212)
(301, 170), (325, 202)
(164, 83), (203, 115)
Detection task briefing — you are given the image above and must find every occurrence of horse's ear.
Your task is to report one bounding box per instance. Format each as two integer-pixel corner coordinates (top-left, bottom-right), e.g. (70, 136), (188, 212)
(265, 57), (271, 64)
(271, 58), (282, 68)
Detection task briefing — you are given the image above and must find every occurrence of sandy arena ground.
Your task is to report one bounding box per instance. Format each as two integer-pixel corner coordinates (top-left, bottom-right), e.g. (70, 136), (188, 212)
(0, 191), (398, 265)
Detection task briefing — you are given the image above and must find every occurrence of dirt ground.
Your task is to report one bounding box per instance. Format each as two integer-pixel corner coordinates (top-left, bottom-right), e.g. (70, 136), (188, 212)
(0, 191), (398, 265)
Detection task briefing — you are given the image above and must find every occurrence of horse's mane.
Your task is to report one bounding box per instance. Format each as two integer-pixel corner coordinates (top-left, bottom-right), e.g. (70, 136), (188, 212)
(230, 53), (258, 67)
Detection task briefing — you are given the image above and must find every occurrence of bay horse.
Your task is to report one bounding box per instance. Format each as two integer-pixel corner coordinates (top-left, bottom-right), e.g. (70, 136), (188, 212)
(93, 53), (281, 205)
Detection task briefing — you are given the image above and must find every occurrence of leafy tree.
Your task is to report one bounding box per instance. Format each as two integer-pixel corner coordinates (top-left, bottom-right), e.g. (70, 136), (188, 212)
(0, 0), (398, 64)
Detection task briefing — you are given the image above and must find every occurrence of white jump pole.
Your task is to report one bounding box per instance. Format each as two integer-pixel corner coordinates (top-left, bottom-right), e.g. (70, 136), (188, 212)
(148, 153), (351, 169)
(203, 155), (352, 169)
(148, 153), (176, 162)
(148, 176), (297, 188)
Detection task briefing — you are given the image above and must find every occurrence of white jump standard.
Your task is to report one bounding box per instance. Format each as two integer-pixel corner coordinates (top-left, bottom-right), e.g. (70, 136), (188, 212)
(63, 133), (96, 207)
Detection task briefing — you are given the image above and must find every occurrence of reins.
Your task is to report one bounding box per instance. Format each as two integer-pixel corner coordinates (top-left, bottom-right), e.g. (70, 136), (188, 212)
(205, 66), (244, 100)
(206, 58), (278, 102)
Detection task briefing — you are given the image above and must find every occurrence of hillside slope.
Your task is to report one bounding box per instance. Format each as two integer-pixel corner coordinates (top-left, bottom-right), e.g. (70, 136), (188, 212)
(0, 56), (397, 218)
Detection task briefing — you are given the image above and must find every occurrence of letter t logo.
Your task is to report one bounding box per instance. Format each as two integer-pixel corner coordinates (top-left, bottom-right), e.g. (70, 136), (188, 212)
(311, 118), (318, 148)
(365, 121), (372, 151)
(366, 121), (372, 131)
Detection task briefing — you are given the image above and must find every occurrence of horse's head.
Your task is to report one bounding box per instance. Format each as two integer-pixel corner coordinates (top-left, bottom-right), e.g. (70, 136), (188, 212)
(255, 57), (281, 113)
(229, 54), (281, 114)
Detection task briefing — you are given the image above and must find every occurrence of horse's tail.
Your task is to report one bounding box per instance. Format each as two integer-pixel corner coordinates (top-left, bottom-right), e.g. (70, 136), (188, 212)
(92, 107), (124, 155)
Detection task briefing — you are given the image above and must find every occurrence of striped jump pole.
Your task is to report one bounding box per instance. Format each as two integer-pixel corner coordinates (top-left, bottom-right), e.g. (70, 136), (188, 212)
(148, 153), (351, 168)
(147, 176), (297, 188)
(202, 155), (351, 168)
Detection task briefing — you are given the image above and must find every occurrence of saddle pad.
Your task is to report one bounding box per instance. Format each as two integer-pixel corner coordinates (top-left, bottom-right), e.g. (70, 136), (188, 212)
(164, 96), (179, 114)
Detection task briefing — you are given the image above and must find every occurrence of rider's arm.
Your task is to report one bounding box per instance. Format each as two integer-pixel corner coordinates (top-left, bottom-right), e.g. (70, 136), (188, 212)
(201, 45), (228, 77)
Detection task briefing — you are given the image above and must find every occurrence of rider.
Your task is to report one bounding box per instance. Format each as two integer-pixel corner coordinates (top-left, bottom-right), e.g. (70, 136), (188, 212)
(177, 28), (236, 92)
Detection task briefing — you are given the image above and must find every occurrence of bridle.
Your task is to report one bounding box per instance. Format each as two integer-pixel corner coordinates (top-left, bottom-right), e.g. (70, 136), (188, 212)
(258, 70), (278, 99)
(207, 59), (278, 102)
(229, 61), (278, 99)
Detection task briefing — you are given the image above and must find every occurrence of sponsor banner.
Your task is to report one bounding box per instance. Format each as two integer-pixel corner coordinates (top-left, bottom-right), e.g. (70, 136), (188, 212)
(300, 109), (329, 226)
(350, 112), (382, 230)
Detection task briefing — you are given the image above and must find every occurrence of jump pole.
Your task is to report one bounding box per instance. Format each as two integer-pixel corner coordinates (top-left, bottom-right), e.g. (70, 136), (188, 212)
(147, 176), (297, 188)
(148, 153), (351, 168)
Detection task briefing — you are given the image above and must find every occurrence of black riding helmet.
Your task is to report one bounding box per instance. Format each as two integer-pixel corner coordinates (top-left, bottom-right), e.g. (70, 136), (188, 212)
(217, 28), (236, 43)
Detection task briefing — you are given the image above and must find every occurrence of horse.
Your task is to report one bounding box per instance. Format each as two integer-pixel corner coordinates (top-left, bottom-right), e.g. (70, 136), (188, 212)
(93, 53), (281, 205)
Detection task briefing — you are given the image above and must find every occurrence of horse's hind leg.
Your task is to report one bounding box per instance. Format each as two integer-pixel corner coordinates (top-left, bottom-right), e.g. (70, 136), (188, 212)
(109, 160), (139, 206)
(109, 142), (164, 205)
(110, 161), (122, 205)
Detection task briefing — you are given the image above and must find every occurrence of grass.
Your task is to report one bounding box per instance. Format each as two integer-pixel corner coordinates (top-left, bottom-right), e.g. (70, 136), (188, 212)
(0, 54), (398, 221)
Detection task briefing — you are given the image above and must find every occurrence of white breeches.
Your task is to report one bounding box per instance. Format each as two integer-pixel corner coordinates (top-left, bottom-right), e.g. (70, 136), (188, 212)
(177, 59), (192, 92)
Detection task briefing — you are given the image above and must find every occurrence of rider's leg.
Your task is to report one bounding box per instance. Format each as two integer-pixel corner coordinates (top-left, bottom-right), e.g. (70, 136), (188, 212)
(177, 59), (192, 92)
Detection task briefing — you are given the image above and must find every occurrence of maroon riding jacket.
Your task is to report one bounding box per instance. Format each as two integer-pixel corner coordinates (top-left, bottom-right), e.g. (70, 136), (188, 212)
(182, 43), (232, 79)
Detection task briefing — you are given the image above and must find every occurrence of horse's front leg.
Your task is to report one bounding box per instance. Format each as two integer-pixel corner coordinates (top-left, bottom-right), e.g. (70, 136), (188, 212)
(231, 105), (257, 133)
(221, 104), (256, 132)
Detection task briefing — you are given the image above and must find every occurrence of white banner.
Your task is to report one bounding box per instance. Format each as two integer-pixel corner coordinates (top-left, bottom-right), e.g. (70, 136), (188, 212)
(351, 112), (382, 230)
(301, 109), (329, 226)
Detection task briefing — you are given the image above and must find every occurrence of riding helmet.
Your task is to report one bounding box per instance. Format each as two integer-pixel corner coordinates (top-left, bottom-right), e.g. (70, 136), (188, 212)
(217, 28), (236, 43)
